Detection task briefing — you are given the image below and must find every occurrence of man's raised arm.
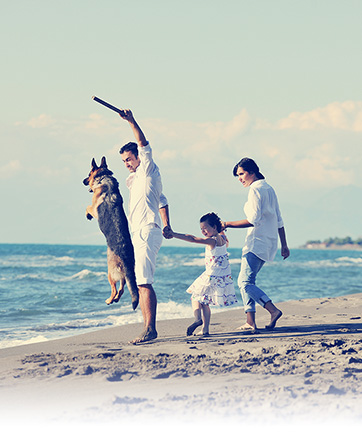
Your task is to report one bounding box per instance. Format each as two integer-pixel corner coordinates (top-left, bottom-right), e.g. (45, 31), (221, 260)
(119, 109), (148, 147)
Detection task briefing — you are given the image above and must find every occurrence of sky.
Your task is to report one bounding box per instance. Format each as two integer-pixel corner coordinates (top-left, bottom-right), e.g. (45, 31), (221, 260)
(1, 0), (362, 248)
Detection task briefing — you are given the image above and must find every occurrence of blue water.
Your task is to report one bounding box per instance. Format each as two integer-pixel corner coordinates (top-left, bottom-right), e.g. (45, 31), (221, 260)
(1, 244), (362, 348)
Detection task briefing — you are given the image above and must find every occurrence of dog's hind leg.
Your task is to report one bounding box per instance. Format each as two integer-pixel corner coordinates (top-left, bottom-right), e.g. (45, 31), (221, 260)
(106, 248), (122, 305)
(113, 277), (125, 303)
(105, 274), (118, 305)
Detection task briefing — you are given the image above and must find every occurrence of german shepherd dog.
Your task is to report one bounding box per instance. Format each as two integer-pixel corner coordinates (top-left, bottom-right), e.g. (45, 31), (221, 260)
(83, 156), (139, 310)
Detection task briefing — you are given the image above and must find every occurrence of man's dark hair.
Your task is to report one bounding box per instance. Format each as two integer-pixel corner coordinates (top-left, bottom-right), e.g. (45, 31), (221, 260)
(120, 142), (138, 157)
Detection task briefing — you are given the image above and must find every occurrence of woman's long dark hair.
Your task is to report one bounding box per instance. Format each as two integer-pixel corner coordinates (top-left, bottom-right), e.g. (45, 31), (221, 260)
(233, 157), (265, 179)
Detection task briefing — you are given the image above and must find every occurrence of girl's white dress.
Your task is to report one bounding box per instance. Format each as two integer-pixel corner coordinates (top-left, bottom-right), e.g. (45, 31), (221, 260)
(187, 240), (237, 306)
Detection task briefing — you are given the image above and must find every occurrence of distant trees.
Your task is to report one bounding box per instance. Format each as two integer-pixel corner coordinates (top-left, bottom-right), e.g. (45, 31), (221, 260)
(304, 236), (362, 247)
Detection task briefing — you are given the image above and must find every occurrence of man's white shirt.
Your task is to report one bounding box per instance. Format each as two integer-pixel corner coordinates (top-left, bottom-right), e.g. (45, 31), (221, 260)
(126, 144), (168, 233)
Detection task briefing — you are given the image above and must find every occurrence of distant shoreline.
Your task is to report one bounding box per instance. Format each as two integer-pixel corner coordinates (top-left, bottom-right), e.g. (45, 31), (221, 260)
(300, 243), (362, 250)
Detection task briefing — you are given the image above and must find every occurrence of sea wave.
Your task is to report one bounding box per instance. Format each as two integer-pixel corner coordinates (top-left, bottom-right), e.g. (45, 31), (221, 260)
(179, 256), (241, 267)
(0, 254), (106, 269)
(13, 273), (56, 283)
(183, 258), (205, 267)
(2, 245), (362, 350)
(336, 256), (362, 264)
(0, 300), (194, 349)
(68, 269), (107, 280)
(280, 256), (362, 269)
(0, 335), (49, 350)
(0, 255), (74, 268)
(32, 301), (193, 332)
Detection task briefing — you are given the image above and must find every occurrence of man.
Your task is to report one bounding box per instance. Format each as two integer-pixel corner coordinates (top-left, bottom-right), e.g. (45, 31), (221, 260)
(119, 109), (171, 343)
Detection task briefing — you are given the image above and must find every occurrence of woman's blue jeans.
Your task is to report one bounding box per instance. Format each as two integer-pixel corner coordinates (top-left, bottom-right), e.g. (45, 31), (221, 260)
(238, 252), (271, 313)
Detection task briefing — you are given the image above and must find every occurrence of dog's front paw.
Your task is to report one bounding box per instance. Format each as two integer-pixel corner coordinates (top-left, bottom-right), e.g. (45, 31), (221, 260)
(86, 213), (93, 220)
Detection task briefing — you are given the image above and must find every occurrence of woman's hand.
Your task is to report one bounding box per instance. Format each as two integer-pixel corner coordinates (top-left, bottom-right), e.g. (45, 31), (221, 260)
(281, 245), (290, 260)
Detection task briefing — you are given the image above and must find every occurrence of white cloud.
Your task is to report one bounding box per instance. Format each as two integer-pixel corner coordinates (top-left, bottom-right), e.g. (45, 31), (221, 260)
(0, 160), (22, 178)
(11, 103), (361, 193)
(275, 101), (362, 131)
(140, 110), (252, 167)
(82, 113), (112, 132)
(27, 114), (55, 128)
(293, 142), (354, 187)
(3, 102), (362, 245)
(158, 149), (178, 160)
(37, 166), (71, 180)
(201, 109), (251, 143)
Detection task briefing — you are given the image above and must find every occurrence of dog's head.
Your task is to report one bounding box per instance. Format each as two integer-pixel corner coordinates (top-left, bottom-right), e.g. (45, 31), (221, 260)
(83, 156), (114, 192)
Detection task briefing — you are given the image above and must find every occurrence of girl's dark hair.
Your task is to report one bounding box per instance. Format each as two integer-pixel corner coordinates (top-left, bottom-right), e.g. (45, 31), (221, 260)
(120, 142), (138, 157)
(233, 157), (265, 179)
(200, 212), (222, 233)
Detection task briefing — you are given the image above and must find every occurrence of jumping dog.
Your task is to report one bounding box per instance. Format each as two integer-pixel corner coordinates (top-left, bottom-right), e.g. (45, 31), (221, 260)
(83, 156), (139, 310)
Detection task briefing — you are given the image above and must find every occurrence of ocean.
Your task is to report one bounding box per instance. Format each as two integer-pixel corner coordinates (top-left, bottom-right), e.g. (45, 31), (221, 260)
(1, 243), (362, 349)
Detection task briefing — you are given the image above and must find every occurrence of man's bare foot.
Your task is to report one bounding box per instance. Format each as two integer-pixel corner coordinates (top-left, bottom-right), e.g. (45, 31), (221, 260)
(237, 323), (256, 331)
(186, 319), (203, 336)
(129, 328), (158, 344)
(265, 309), (282, 330)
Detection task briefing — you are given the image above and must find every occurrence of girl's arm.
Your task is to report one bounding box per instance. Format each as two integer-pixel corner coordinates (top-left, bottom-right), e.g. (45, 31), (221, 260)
(166, 229), (216, 247)
(220, 230), (229, 247)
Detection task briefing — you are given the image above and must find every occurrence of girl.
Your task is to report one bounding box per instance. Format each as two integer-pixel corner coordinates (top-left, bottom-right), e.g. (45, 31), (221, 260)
(222, 158), (290, 331)
(165, 212), (237, 336)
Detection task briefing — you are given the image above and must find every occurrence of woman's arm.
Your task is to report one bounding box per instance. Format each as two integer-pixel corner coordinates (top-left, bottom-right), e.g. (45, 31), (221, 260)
(278, 226), (290, 260)
(222, 219), (254, 230)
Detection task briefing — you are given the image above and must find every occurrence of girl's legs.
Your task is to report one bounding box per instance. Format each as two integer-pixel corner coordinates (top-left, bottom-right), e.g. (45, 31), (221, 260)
(198, 304), (211, 335)
(186, 299), (203, 336)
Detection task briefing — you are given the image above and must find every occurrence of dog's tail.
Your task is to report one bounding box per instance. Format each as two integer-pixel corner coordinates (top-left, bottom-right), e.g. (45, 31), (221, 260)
(119, 252), (139, 310)
(125, 270), (139, 311)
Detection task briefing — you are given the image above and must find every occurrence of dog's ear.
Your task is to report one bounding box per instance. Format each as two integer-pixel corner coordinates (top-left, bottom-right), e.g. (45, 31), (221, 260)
(91, 158), (98, 170)
(100, 156), (107, 169)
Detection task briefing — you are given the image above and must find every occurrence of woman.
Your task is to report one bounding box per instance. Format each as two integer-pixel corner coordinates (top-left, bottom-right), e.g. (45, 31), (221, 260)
(222, 158), (290, 331)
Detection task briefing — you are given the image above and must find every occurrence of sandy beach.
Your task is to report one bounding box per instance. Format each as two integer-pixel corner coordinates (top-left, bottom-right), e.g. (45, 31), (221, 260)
(1, 294), (362, 430)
